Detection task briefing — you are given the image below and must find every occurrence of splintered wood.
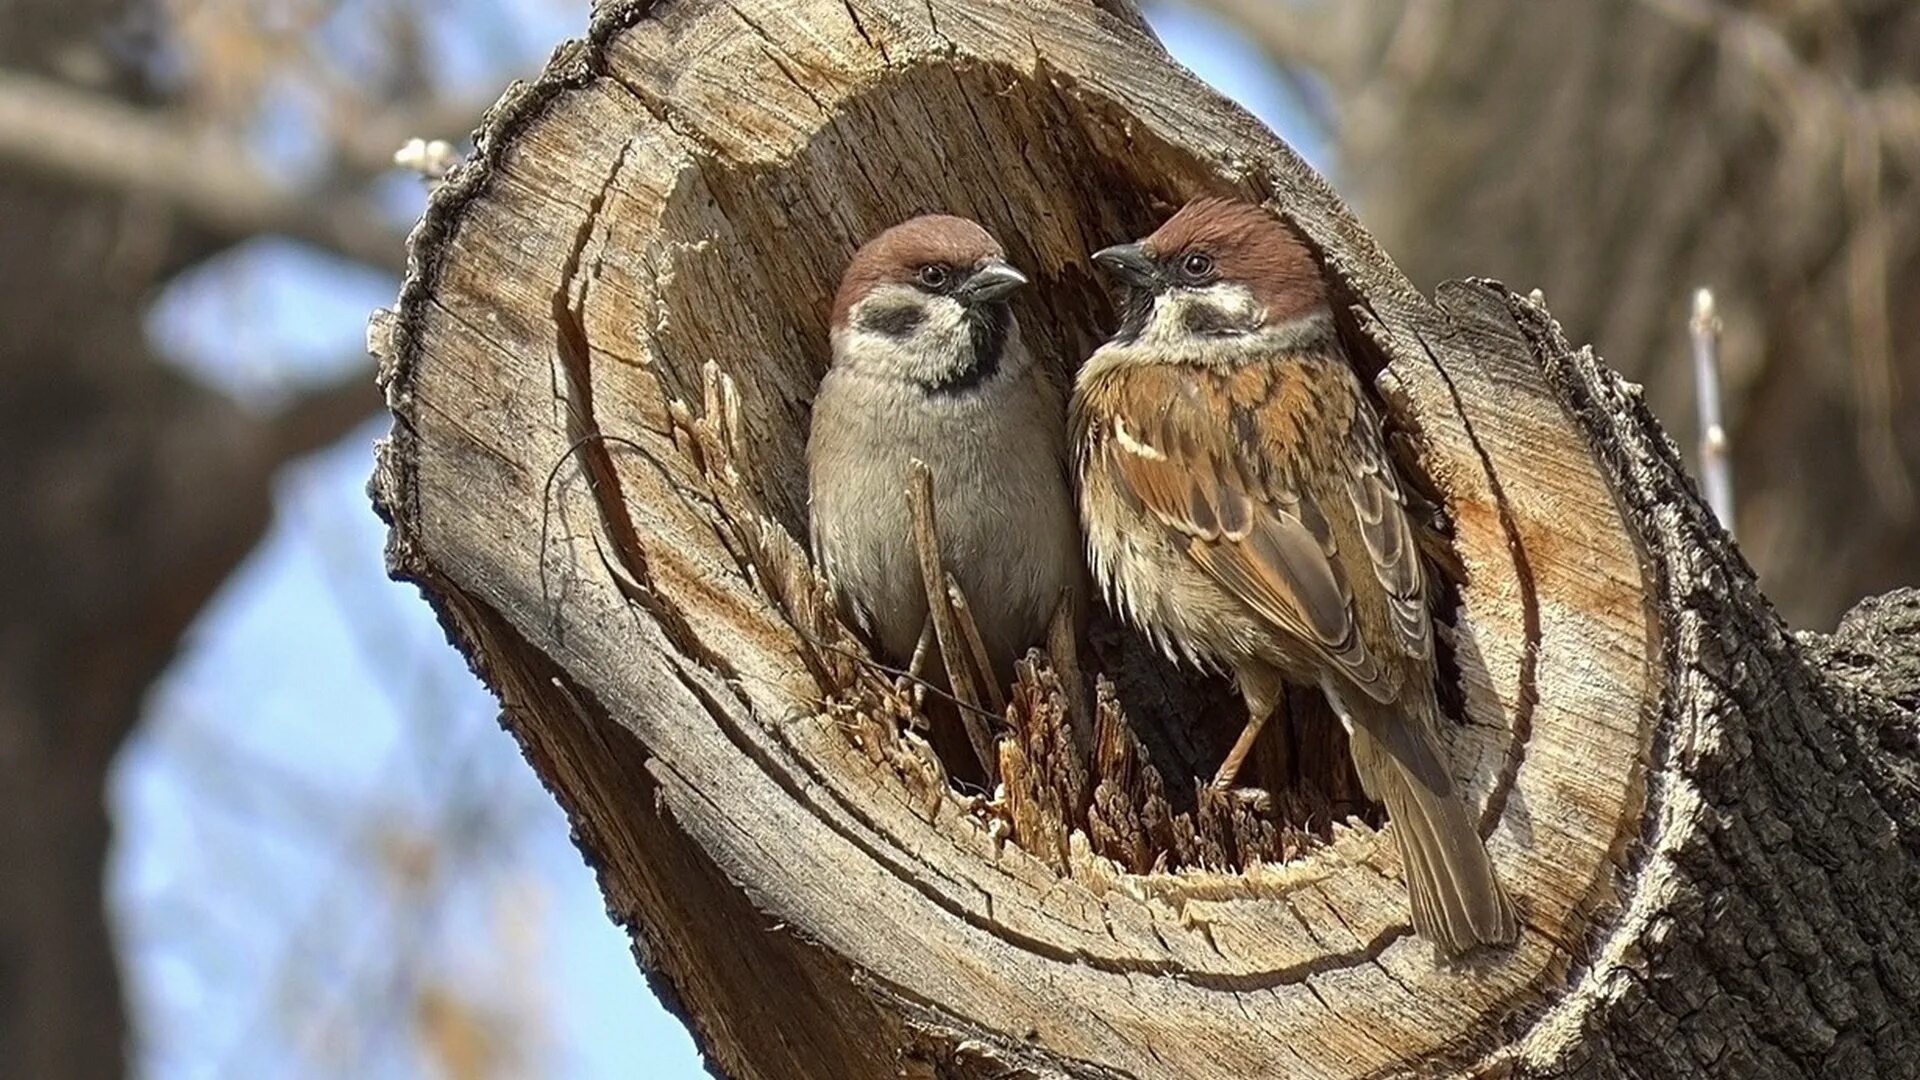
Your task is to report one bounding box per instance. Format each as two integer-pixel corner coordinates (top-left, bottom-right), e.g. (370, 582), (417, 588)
(1001, 658), (1333, 874)
(886, 455), (1368, 873)
(761, 445), (1365, 872)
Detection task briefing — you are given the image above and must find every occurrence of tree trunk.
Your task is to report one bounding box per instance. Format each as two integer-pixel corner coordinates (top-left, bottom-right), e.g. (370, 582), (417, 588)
(1, 5), (389, 1073)
(369, 1), (1920, 1076)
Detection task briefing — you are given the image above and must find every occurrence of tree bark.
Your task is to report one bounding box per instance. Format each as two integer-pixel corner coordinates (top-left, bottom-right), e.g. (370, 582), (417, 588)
(370, 1), (1920, 1076)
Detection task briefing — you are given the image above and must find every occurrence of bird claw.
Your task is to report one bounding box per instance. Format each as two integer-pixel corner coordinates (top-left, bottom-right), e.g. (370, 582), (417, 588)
(890, 674), (929, 721)
(1207, 783), (1273, 815)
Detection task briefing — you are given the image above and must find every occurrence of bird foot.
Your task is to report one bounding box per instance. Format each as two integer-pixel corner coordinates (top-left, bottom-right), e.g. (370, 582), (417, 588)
(890, 675), (929, 721)
(1207, 782), (1273, 815)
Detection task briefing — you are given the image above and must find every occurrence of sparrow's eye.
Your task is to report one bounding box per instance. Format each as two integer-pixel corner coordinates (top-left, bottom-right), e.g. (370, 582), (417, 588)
(1181, 252), (1216, 280)
(916, 264), (951, 289)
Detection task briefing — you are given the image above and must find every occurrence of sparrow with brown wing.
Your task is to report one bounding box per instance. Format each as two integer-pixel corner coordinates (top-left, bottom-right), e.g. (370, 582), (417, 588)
(809, 215), (1078, 693)
(1071, 198), (1519, 954)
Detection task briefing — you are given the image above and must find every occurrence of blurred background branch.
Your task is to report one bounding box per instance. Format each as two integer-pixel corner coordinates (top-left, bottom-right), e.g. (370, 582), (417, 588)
(0, 68), (407, 268)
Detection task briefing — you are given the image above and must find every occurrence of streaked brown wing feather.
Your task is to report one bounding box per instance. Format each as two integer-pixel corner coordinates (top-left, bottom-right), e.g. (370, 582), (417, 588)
(1099, 367), (1390, 699)
(1190, 525), (1362, 663)
(1345, 422), (1433, 662)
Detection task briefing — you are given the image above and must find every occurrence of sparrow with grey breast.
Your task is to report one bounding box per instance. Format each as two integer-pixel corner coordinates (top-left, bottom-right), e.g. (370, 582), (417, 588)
(808, 214), (1079, 697)
(1071, 197), (1519, 954)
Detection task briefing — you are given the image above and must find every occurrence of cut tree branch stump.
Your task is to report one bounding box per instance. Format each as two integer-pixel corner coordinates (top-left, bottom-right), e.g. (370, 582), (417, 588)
(368, 1), (1920, 1076)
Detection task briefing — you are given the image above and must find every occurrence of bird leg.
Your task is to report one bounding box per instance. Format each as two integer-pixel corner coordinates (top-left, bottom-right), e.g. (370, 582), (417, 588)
(1212, 666), (1284, 791)
(898, 620), (936, 715)
(1212, 718), (1269, 790)
(908, 620), (935, 681)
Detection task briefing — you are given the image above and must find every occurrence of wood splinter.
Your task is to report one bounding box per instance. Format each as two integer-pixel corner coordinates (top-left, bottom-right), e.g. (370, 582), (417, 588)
(906, 459), (1001, 783)
(947, 579), (1008, 716)
(1043, 588), (1090, 763)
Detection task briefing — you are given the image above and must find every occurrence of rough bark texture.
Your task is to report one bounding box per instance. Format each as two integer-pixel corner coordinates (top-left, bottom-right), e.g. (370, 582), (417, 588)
(1494, 302), (1920, 1079)
(371, 1), (1919, 1076)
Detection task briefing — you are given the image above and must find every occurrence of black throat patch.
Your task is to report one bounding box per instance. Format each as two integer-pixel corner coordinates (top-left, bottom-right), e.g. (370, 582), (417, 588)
(921, 302), (1010, 396)
(1110, 286), (1155, 345)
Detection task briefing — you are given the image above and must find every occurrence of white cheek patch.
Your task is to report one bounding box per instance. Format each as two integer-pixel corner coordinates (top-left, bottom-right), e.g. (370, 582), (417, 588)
(1210, 282), (1263, 324)
(1152, 282), (1259, 340)
(1141, 282), (1262, 344)
(838, 286), (971, 382)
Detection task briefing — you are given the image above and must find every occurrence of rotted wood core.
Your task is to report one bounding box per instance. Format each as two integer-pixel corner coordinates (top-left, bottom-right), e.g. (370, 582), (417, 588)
(1000, 646), (1384, 875)
(1011, 591), (1410, 870)
(597, 323), (1387, 871)
(898, 519), (1391, 872)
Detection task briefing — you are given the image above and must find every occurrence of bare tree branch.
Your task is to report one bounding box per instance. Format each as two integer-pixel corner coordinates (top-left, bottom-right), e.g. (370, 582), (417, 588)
(1689, 288), (1736, 534)
(0, 69), (411, 269)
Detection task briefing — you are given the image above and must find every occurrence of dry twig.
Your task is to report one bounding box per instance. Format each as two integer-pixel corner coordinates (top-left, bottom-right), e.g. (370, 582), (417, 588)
(906, 460), (1000, 781)
(1689, 288), (1736, 533)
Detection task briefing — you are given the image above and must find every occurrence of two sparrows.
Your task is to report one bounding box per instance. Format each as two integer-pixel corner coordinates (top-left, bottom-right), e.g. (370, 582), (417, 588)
(806, 201), (1518, 955)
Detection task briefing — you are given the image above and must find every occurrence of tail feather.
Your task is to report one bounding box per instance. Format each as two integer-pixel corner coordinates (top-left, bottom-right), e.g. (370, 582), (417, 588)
(1376, 755), (1518, 954)
(1334, 688), (1519, 955)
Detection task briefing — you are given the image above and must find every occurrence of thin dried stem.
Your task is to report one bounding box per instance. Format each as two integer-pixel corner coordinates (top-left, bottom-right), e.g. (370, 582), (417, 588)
(906, 460), (1000, 782)
(946, 578), (1008, 715)
(1689, 288), (1737, 534)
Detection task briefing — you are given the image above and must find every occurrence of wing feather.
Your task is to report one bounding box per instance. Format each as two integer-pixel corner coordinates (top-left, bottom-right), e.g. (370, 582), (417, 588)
(1099, 364), (1396, 700)
(1345, 422), (1432, 661)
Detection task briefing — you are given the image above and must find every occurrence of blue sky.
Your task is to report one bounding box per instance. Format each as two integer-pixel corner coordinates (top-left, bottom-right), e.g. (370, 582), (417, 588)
(111, 5), (1315, 1077)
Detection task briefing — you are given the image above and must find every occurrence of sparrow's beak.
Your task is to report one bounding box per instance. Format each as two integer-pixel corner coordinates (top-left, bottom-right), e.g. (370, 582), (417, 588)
(1092, 243), (1159, 289)
(958, 259), (1029, 304)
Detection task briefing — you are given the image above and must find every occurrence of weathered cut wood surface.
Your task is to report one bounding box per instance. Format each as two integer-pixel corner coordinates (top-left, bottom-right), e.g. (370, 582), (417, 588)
(369, 0), (1920, 1076)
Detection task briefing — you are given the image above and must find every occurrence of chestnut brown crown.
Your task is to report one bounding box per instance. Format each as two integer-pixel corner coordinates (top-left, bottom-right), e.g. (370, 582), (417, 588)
(1136, 196), (1336, 322)
(830, 214), (1008, 329)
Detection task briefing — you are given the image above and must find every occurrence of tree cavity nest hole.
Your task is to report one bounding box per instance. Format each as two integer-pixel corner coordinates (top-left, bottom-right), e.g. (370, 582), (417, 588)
(589, 58), (1483, 876)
